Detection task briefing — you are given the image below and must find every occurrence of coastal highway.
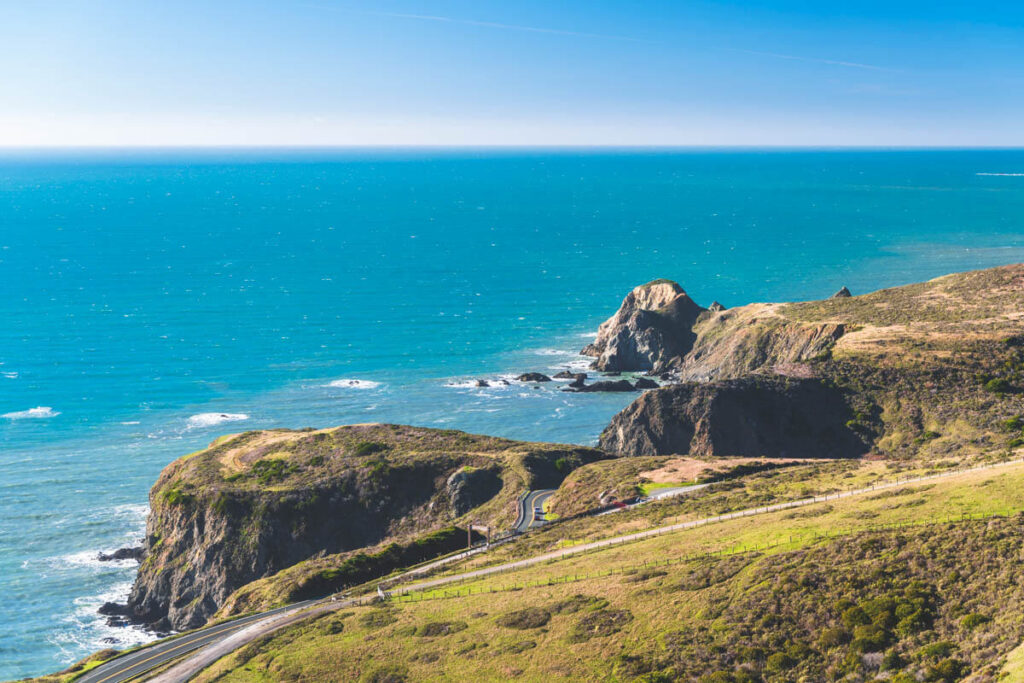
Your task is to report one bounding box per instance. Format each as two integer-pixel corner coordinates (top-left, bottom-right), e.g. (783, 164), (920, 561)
(515, 489), (555, 532)
(76, 459), (1024, 682)
(76, 601), (317, 683)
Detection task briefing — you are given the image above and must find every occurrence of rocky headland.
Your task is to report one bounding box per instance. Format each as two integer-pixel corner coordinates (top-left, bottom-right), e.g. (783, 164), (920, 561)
(117, 424), (607, 632)
(92, 264), (1024, 650)
(589, 264), (1024, 459)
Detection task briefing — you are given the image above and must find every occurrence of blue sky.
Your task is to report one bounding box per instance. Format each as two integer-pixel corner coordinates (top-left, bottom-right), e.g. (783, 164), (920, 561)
(1, 0), (1022, 146)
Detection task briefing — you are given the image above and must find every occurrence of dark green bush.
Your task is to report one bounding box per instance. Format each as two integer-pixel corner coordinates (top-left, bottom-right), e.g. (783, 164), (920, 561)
(353, 441), (387, 456)
(765, 651), (795, 672)
(417, 621), (467, 637)
(985, 378), (1012, 394)
(918, 641), (954, 659)
(495, 607), (551, 630)
(250, 458), (297, 485)
(959, 613), (990, 629)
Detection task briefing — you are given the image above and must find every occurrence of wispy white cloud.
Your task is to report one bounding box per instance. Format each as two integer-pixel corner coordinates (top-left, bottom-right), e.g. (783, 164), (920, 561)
(738, 49), (897, 72)
(305, 5), (895, 71)
(301, 5), (652, 43)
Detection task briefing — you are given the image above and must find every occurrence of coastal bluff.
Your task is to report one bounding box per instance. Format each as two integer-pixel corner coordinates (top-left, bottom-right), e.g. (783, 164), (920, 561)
(592, 264), (1024, 459)
(121, 425), (607, 631)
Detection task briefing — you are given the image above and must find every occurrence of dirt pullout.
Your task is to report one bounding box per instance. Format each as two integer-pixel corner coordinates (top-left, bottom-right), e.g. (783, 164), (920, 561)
(638, 456), (836, 484)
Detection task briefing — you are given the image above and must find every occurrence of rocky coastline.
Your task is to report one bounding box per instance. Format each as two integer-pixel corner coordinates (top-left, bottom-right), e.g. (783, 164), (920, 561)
(98, 264), (1024, 642)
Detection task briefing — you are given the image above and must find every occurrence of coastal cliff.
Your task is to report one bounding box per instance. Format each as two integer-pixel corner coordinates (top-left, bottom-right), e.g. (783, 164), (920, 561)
(123, 424), (607, 631)
(599, 376), (869, 458)
(594, 264), (1024, 458)
(581, 280), (706, 372)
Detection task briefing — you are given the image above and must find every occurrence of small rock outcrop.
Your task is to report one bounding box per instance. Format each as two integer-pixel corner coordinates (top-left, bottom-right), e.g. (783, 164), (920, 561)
(831, 286), (852, 299)
(633, 378), (659, 390)
(446, 466), (503, 516)
(582, 280), (706, 373)
(553, 370), (586, 380)
(564, 379), (637, 393)
(708, 301), (726, 312)
(517, 373), (552, 383)
(599, 377), (869, 459)
(98, 547), (144, 562)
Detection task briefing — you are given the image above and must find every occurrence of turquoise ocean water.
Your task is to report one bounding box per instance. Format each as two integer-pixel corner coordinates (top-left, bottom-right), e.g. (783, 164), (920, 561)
(1, 149), (1023, 678)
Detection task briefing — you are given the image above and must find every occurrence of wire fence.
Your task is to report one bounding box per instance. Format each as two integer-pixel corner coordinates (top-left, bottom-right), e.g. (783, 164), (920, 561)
(378, 458), (1024, 598)
(389, 508), (1024, 603)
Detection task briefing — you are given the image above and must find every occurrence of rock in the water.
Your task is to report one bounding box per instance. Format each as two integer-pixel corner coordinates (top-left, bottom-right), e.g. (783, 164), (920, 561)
(831, 286), (852, 299)
(553, 370), (587, 380)
(599, 377), (868, 459)
(581, 279), (707, 373)
(633, 377), (659, 390)
(98, 547), (144, 562)
(98, 602), (128, 616)
(708, 301), (726, 312)
(516, 373), (552, 382)
(475, 379), (490, 387)
(565, 379), (637, 393)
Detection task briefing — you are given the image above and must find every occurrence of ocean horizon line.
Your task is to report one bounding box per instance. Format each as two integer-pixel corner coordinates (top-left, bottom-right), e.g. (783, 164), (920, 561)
(2, 144), (1024, 154)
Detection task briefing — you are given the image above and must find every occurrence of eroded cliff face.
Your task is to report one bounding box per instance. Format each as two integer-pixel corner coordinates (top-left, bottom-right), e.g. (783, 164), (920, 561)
(125, 424), (607, 631)
(594, 264), (1024, 459)
(599, 376), (869, 458)
(678, 304), (845, 381)
(582, 280), (706, 372)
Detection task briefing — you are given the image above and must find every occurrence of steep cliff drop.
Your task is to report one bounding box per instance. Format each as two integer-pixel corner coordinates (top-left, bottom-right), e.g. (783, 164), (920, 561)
(599, 376), (869, 458)
(122, 424), (607, 632)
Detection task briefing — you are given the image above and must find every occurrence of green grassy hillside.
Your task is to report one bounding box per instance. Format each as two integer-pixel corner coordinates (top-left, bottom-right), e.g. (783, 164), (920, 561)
(193, 461), (1024, 682)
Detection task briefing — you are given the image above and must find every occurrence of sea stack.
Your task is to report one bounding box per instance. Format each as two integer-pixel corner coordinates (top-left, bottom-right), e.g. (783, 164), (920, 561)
(581, 279), (706, 372)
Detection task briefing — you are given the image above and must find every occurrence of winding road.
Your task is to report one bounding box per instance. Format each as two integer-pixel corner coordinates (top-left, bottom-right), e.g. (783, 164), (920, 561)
(515, 488), (555, 532)
(75, 458), (1024, 682)
(77, 602), (317, 683)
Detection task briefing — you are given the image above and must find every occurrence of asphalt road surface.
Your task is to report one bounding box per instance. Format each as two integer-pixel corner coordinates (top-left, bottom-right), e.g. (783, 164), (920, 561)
(76, 601), (316, 683)
(75, 458), (1023, 682)
(515, 489), (555, 532)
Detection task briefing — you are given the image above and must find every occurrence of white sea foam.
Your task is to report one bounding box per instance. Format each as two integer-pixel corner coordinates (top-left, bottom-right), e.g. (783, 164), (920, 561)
(324, 378), (381, 389)
(976, 172), (1024, 176)
(49, 580), (156, 660)
(2, 371), (18, 379)
(51, 549), (139, 570)
(531, 348), (576, 356)
(444, 375), (516, 390)
(186, 412), (249, 429)
(2, 406), (59, 419)
(548, 357), (593, 373)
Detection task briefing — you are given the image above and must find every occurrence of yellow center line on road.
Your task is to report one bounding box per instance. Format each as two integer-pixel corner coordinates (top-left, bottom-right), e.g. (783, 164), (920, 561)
(92, 619), (259, 683)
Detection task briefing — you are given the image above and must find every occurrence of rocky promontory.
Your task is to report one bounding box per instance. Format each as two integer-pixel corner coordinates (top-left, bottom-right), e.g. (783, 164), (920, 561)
(581, 279), (706, 372)
(592, 264), (1024, 459)
(121, 424), (607, 631)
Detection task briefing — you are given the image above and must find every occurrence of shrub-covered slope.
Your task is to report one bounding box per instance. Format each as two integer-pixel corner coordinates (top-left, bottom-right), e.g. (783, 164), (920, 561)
(124, 424), (608, 631)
